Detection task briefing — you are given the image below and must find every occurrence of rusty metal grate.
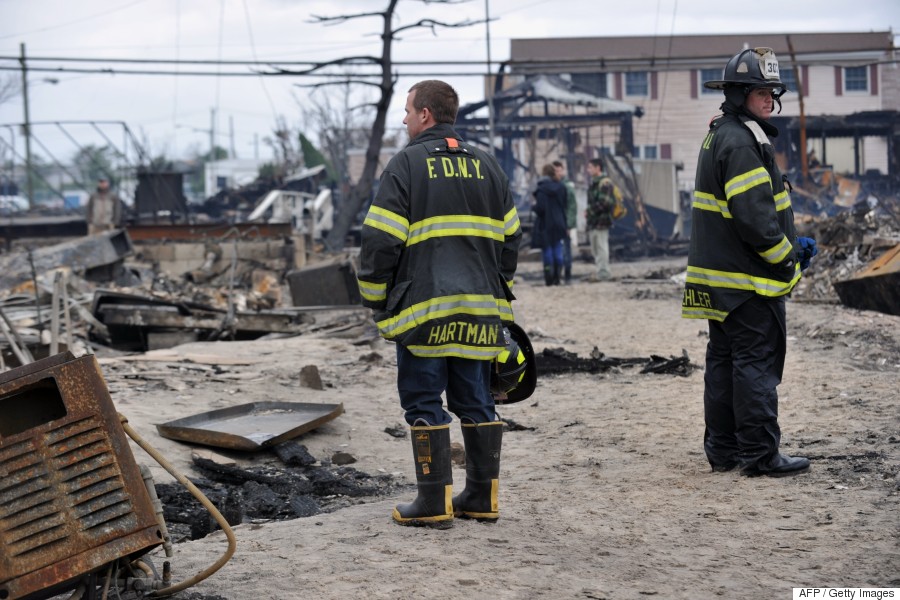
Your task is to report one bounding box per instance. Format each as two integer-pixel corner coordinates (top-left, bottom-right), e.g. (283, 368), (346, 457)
(0, 352), (162, 600)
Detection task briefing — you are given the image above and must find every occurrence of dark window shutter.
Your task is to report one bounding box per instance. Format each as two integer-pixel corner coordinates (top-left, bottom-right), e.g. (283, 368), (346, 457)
(690, 70), (698, 99)
(651, 71), (658, 100)
(835, 66), (843, 96)
(661, 143), (672, 159)
(615, 72), (623, 100)
(802, 65), (809, 97)
(870, 64), (878, 95)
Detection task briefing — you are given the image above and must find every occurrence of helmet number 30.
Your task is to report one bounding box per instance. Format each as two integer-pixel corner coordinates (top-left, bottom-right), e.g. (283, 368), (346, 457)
(763, 57), (780, 79)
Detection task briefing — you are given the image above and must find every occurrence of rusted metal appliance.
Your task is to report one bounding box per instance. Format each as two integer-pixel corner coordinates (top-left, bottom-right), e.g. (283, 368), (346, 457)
(0, 352), (163, 600)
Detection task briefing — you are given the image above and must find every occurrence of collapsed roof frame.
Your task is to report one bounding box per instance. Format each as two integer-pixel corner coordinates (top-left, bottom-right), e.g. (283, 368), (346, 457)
(454, 72), (642, 192)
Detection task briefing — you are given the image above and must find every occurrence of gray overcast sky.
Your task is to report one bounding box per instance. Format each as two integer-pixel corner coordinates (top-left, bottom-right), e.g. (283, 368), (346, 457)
(1, 0), (898, 165)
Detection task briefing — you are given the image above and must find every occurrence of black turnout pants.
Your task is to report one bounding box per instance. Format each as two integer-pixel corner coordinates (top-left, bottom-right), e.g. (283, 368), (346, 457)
(703, 295), (787, 469)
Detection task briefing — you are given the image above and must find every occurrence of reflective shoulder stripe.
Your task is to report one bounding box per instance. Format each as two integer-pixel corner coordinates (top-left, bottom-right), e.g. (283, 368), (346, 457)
(376, 294), (513, 338)
(758, 234), (792, 264)
(358, 279), (387, 302)
(682, 305), (728, 321)
(406, 343), (503, 360)
(363, 205), (410, 242)
(693, 191), (732, 218)
(686, 265), (800, 297)
(504, 207), (521, 235)
(407, 214), (506, 246)
(773, 190), (791, 211)
(724, 167), (771, 200)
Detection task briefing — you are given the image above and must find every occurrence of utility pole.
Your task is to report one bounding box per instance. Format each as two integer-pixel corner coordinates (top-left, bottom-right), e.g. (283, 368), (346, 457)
(19, 43), (34, 210)
(210, 107), (216, 159)
(484, 0), (496, 157)
(786, 36), (808, 184)
(229, 115), (236, 159)
(208, 107), (216, 198)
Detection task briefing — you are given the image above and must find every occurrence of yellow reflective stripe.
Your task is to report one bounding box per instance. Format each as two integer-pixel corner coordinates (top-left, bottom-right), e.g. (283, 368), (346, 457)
(506, 278), (515, 289)
(686, 265), (800, 297)
(692, 191), (732, 218)
(376, 294), (513, 338)
(363, 205), (409, 242)
(406, 343), (504, 360)
(407, 214), (505, 246)
(773, 190), (791, 211)
(358, 279), (386, 302)
(759, 234), (792, 264)
(504, 207), (521, 235)
(682, 305), (729, 321)
(725, 167), (771, 200)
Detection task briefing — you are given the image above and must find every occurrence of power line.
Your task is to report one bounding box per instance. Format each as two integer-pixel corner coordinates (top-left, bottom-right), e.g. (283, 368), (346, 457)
(0, 65), (492, 77)
(0, 55), (499, 66)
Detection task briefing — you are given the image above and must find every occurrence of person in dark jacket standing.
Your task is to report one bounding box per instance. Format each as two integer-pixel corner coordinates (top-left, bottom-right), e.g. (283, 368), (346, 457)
(554, 160), (578, 285)
(532, 164), (569, 286)
(357, 80), (522, 528)
(682, 47), (818, 478)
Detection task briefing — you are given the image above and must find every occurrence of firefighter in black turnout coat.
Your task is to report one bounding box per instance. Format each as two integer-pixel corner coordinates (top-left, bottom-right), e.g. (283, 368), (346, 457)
(682, 48), (818, 477)
(357, 80), (521, 527)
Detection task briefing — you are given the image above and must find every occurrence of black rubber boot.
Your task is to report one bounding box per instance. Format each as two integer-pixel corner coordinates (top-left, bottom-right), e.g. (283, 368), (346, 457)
(543, 265), (554, 286)
(393, 423), (453, 528)
(552, 264), (561, 286)
(741, 453), (810, 478)
(453, 421), (503, 522)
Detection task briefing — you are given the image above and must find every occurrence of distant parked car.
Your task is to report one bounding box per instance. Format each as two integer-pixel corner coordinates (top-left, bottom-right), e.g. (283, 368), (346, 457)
(0, 195), (28, 215)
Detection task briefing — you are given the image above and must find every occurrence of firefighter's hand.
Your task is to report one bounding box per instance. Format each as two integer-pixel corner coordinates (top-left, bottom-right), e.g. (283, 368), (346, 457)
(798, 237), (818, 271)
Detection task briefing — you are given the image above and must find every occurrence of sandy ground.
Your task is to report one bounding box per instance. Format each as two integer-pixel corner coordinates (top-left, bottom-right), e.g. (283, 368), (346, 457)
(100, 255), (899, 600)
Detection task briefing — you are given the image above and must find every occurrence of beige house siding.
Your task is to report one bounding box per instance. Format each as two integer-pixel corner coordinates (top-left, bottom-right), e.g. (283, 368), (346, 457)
(882, 61), (900, 111)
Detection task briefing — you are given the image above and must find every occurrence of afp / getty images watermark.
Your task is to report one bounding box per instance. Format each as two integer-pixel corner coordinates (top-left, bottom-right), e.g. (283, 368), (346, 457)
(793, 589), (898, 599)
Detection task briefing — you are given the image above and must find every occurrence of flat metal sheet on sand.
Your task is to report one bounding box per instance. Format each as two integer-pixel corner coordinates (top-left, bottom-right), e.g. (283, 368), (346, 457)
(156, 401), (344, 451)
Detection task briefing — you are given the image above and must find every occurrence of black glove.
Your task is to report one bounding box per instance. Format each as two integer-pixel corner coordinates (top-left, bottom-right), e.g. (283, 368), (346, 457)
(798, 237), (818, 271)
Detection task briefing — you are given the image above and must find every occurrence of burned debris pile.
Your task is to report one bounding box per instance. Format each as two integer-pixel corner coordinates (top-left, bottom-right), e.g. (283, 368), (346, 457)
(156, 442), (402, 542)
(793, 194), (900, 315)
(536, 346), (696, 377)
(0, 225), (368, 367)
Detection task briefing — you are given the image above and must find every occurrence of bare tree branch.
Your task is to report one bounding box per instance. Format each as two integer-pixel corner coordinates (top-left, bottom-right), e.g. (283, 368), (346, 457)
(295, 79), (387, 90)
(0, 74), (21, 105)
(392, 18), (484, 36)
(308, 11), (387, 26)
(259, 56), (380, 77)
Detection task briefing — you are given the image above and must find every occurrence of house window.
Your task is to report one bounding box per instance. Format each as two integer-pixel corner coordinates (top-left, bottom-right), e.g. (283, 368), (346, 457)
(631, 145), (658, 159)
(571, 72), (608, 98)
(780, 67), (798, 93)
(625, 71), (649, 97)
(844, 66), (868, 92)
(700, 68), (720, 95)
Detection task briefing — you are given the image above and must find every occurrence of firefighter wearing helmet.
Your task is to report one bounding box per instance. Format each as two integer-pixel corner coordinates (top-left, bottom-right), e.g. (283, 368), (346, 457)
(682, 48), (818, 477)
